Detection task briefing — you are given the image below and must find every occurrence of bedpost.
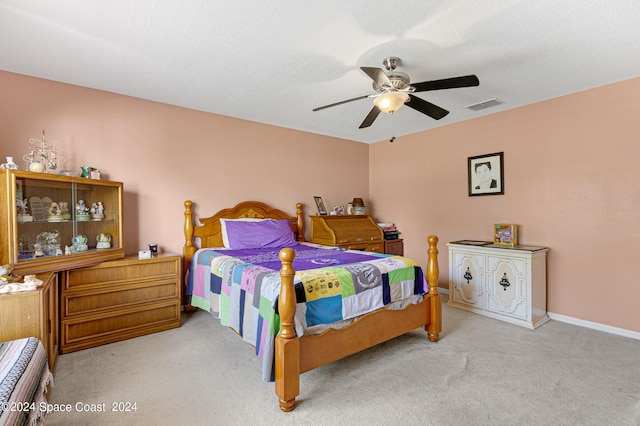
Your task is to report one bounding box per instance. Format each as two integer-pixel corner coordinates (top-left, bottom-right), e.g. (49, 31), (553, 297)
(426, 235), (442, 342)
(183, 200), (196, 312)
(295, 202), (305, 241)
(275, 247), (300, 412)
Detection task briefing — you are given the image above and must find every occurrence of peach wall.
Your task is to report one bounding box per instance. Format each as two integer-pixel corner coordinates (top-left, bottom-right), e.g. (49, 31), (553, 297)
(0, 71), (369, 256)
(370, 77), (640, 332)
(2, 70), (639, 333)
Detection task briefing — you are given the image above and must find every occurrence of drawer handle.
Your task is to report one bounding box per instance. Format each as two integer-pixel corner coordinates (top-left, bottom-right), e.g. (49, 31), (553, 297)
(464, 268), (473, 283)
(499, 273), (511, 291)
(338, 239), (349, 243)
(356, 238), (363, 242)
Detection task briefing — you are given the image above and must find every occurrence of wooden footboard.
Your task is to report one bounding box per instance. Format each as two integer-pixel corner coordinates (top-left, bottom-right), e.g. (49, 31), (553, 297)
(275, 235), (441, 412)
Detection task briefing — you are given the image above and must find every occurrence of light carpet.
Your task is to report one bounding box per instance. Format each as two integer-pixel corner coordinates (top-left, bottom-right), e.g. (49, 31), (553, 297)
(46, 298), (640, 425)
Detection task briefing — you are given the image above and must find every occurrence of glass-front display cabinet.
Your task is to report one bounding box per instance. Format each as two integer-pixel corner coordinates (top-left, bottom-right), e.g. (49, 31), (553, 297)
(1, 169), (124, 274)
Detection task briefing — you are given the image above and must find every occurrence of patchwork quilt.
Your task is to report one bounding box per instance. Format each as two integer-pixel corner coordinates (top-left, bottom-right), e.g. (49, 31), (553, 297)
(187, 242), (427, 381)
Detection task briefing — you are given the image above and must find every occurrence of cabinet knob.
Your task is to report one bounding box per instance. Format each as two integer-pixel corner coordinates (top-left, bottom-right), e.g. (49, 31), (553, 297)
(499, 273), (511, 291)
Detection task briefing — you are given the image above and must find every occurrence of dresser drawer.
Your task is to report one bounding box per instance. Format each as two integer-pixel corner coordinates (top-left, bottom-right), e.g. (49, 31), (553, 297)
(64, 255), (180, 291)
(384, 239), (404, 255)
(367, 243), (384, 253)
(62, 279), (179, 318)
(338, 242), (384, 253)
(60, 301), (180, 353)
(334, 232), (382, 244)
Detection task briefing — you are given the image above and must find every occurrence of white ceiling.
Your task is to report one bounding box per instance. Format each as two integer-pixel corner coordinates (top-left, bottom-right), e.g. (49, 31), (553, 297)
(1, 1), (639, 144)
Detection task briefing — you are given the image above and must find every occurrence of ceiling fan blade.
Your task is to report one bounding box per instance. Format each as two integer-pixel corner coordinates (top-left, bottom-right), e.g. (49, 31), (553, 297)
(412, 75), (479, 92)
(359, 106), (381, 129)
(360, 67), (393, 88)
(313, 95), (370, 111)
(406, 95), (449, 120)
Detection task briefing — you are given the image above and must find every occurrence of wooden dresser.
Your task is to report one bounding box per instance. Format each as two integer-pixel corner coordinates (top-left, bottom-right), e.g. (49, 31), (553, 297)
(60, 253), (181, 353)
(310, 215), (384, 253)
(0, 272), (59, 370)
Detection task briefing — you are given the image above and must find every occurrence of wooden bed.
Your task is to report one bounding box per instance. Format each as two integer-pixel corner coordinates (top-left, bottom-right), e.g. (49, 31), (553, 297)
(183, 200), (442, 412)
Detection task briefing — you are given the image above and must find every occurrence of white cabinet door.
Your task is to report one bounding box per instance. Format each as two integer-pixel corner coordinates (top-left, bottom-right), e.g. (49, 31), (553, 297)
(450, 250), (485, 308)
(485, 255), (528, 320)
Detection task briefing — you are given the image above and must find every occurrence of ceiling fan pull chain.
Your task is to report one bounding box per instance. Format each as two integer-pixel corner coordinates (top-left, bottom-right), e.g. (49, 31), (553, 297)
(390, 113), (397, 143)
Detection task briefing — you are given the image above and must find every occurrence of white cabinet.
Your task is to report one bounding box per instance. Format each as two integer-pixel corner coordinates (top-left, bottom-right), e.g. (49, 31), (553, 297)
(447, 242), (549, 329)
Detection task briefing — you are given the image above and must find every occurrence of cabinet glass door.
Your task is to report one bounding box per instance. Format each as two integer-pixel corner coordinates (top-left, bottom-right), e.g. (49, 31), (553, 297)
(17, 175), (74, 260)
(2, 170), (124, 273)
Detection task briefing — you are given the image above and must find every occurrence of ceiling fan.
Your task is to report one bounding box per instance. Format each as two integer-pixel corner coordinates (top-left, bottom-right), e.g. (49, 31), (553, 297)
(313, 57), (479, 129)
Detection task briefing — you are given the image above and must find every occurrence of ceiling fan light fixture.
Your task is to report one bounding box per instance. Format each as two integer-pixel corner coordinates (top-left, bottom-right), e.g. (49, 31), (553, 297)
(373, 91), (409, 114)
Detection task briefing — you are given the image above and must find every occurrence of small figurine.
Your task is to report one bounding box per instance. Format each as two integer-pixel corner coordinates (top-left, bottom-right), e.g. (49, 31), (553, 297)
(17, 198), (33, 223)
(46, 202), (64, 221)
(58, 201), (71, 220)
(76, 200), (90, 221)
(72, 235), (88, 252)
(0, 264), (22, 283)
(33, 243), (45, 257)
(36, 230), (61, 256)
(17, 198), (27, 214)
(90, 201), (105, 220)
(23, 275), (43, 287)
(96, 233), (111, 249)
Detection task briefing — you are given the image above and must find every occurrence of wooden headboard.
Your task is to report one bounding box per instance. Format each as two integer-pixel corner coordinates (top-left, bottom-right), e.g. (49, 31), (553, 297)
(183, 200), (304, 272)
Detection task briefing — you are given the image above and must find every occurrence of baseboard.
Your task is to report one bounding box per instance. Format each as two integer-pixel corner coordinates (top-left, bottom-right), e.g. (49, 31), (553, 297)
(547, 312), (640, 341)
(437, 287), (640, 340)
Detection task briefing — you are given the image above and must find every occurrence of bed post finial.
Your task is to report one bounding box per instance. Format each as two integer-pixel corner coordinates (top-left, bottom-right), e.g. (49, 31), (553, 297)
(426, 235), (441, 341)
(427, 235), (439, 296)
(183, 200), (196, 312)
(184, 200), (195, 258)
(295, 202), (304, 241)
(278, 248), (296, 339)
(275, 247), (300, 412)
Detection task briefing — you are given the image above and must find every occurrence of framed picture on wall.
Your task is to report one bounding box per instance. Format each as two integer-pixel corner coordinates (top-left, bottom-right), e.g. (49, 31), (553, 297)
(468, 152), (504, 196)
(314, 196), (327, 215)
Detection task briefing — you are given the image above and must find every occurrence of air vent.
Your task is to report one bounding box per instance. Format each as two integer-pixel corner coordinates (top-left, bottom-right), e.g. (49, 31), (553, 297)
(465, 98), (504, 111)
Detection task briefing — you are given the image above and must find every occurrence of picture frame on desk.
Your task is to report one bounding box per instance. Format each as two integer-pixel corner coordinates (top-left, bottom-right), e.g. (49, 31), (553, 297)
(314, 196), (327, 215)
(494, 224), (518, 246)
(468, 152), (504, 196)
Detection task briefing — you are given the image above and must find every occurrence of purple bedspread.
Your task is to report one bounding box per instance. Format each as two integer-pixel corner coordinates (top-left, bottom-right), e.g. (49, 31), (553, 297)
(218, 243), (384, 271)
